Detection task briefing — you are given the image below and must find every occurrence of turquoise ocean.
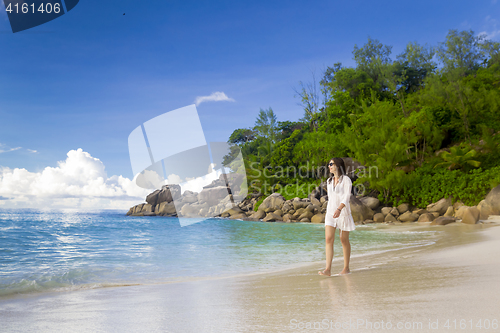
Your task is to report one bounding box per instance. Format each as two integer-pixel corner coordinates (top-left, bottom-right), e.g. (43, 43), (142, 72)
(0, 209), (441, 298)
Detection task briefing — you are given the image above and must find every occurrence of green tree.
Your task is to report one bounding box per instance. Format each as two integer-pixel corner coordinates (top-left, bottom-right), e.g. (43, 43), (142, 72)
(294, 73), (321, 132)
(253, 107), (279, 143)
(399, 106), (445, 165)
(317, 91), (355, 134)
(270, 129), (303, 167)
(277, 120), (304, 140)
(353, 37), (393, 70)
(397, 41), (436, 74)
(342, 100), (414, 202)
(293, 131), (349, 175)
(352, 37), (393, 86)
(476, 124), (500, 169)
(419, 61), (500, 143)
(437, 29), (500, 77)
(228, 128), (256, 145)
(320, 62), (343, 102)
(324, 67), (378, 102)
(232, 29), (500, 203)
(394, 41), (437, 93)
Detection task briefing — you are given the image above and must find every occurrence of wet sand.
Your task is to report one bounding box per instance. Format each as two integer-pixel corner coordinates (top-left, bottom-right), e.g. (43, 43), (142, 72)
(1, 218), (500, 332)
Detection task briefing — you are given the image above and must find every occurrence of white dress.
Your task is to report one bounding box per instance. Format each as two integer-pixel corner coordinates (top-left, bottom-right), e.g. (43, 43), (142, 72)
(325, 175), (356, 231)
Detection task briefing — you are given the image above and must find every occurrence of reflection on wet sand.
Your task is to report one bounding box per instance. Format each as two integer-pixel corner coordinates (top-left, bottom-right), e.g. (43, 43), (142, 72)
(1, 222), (499, 332)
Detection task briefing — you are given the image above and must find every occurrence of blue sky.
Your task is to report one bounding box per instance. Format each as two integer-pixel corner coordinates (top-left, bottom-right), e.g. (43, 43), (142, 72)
(0, 0), (499, 208)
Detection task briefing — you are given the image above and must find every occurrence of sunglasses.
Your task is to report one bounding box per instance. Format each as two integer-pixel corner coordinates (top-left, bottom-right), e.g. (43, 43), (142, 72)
(328, 162), (334, 167)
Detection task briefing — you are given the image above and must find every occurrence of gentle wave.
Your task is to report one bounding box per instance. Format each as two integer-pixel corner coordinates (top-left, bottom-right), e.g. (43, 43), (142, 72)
(0, 209), (440, 298)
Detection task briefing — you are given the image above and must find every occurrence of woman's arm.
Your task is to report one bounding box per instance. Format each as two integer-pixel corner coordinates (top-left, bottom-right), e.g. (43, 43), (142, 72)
(338, 176), (352, 211)
(333, 177), (351, 218)
(333, 203), (345, 218)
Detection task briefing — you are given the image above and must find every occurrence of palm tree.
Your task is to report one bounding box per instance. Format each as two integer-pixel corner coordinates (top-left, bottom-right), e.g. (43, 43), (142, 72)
(434, 145), (481, 170)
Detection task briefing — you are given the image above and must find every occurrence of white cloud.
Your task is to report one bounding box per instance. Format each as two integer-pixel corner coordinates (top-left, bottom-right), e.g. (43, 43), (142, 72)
(479, 30), (500, 39)
(166, 173), (182, 184)
(194, 91), (235, 106)
(0, 143), (39, 154)
(0, 143), (21, 154)
(479, 15), (500, 40)
(0, 148), (150, 210)
(180, 169), (223, 194)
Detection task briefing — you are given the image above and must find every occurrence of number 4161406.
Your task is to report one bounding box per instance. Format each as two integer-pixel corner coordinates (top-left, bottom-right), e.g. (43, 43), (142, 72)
(443, 319), (498, 329)
(5, 2), (61, 14)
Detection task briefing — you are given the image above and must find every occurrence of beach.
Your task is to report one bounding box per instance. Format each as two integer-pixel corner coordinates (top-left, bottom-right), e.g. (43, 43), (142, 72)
(1, 217), (500, 332)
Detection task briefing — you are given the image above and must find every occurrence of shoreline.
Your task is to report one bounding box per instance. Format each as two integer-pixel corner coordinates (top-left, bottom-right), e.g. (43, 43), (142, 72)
(1, 218), (500, 332)
(0, 217), (492, 302)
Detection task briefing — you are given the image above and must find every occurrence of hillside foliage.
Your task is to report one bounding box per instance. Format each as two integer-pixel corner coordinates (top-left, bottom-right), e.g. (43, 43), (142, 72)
(226, 30), (500, 206)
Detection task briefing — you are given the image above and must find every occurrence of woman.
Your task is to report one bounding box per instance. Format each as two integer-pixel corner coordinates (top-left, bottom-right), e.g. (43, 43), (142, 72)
(318, 157), (356, 276)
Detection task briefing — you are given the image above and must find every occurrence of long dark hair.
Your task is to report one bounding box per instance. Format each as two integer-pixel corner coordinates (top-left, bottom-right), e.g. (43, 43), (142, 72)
(327, 157), (346, 184)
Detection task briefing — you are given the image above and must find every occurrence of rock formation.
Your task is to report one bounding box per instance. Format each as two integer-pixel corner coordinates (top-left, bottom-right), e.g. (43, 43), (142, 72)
(127, 175), (500, 226)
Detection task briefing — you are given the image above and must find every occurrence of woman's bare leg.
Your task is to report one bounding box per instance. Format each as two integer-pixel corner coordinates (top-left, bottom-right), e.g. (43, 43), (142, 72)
(319, 226), (336, 276)
(339, 230), (351, 274)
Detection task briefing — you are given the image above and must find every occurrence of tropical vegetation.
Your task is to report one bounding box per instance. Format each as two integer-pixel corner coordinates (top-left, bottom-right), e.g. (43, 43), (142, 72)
(225, 29), (500, 207)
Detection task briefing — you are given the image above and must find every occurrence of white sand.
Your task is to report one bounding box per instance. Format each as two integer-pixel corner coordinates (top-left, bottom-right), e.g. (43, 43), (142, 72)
(1, 219), (500, 332)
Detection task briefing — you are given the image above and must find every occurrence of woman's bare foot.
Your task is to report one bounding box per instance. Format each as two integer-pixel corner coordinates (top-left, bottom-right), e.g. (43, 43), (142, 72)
(339, 268), (350, 275)
(318, 269), (331, 276)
